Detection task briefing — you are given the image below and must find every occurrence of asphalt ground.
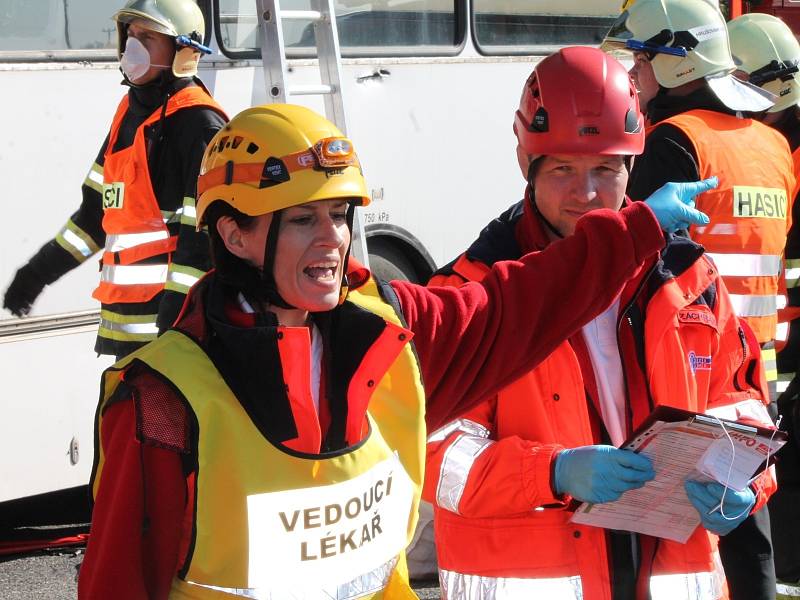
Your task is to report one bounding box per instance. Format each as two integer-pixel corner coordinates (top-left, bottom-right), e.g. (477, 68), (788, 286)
(0, 489), (441, 598)
(0, 550), (440, 599)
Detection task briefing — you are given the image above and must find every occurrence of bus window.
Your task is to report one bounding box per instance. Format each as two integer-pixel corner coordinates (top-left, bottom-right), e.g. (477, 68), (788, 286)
(0, 0), (210, 59)
(216, 0), (463, 58)
(0, 0), (115, 52)
(471, 0), (619, 55)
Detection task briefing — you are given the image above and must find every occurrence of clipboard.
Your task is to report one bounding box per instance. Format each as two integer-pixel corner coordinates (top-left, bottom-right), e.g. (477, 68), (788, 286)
(623, 405), (787, 479)
(625, 404), (787, 444)
(570, 404), (787, 543)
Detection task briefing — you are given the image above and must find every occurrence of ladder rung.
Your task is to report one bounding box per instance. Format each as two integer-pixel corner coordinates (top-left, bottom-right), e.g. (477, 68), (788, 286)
(288, 84), (335, 96)
(279, 10), (323, 21)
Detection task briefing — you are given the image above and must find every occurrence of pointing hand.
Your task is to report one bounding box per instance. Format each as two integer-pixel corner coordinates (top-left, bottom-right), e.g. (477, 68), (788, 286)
(644, 177), (717, 233)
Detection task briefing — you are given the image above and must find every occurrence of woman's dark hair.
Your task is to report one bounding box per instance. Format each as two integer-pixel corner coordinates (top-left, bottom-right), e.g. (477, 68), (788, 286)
(203, 200), (260, 287)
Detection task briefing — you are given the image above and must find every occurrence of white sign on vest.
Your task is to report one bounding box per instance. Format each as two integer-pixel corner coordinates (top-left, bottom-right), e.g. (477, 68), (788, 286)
(247, 453), (415, 591)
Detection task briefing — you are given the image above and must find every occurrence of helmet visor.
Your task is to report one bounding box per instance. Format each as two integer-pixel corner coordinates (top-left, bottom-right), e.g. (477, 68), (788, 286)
(601, 10), (633, 52)
(604, 14), (689, 59)
(114, 9), (177, 37)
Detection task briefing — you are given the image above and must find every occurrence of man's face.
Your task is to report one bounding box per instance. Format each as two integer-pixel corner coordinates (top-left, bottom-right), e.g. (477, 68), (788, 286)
(533, 154), (629, 238)
(126, 22), (175, 84)
(630, 52), (659, 111)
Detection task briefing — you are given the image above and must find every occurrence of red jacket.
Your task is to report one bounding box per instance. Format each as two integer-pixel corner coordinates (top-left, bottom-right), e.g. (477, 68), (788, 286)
(78, 202), (664, 599)
(424, 195), (776, 600)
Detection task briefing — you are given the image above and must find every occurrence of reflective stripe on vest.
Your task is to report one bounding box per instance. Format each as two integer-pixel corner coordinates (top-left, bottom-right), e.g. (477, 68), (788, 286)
(185, 556), (399, 599)
(440, 569), (583, 600)
(706, 253), (781, 278)
(100, 264), (168, 286)
(434, 421), (493, 514)
(662, 110), (794, 343)
(728, 294), (777, 318)
(106, 231), (170, 251)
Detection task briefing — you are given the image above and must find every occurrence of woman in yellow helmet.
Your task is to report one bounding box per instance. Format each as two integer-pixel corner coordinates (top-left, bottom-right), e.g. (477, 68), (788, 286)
(79, 103), (711, 599)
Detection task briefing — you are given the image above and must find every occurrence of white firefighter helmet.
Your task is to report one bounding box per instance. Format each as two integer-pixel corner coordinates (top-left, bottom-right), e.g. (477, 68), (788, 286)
(603, 0), (775, 112)
(728, 13), (800, 113)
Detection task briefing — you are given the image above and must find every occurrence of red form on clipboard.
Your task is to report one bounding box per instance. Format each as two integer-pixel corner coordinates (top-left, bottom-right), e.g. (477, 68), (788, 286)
(570, 405), (787, 543)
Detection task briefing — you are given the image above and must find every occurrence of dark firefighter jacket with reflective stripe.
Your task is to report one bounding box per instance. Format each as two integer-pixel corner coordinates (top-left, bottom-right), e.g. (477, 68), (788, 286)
(22, 78), (226, 358)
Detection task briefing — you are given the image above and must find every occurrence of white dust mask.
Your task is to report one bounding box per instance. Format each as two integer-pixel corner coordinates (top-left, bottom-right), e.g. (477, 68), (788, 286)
(120, 36), (172, 82)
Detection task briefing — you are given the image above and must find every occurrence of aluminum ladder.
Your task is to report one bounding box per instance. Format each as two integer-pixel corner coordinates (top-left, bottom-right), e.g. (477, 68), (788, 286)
(255, 0), (369, 264)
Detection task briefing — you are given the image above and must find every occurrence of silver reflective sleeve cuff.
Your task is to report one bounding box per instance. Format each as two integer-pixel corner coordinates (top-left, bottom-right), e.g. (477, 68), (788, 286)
(435, 430), (493, 514)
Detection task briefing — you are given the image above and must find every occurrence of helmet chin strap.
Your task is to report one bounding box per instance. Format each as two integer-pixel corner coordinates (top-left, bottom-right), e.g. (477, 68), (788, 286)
(526, 159), (564, 240)
(336, 203), (356, 306)
(259, 210), (295, 310)
(528, 184), (565, 240)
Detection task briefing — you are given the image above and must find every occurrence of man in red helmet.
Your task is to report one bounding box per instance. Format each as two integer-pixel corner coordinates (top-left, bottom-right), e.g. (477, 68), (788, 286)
(423, 46), (776, 600)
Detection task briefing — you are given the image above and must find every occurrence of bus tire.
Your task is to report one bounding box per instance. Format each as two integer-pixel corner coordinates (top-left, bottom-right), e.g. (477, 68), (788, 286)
(367, 238), (420, 283)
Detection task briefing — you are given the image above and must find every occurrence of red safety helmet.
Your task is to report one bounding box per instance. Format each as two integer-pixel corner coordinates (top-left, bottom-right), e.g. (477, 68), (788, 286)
(513, 46), (645, 179)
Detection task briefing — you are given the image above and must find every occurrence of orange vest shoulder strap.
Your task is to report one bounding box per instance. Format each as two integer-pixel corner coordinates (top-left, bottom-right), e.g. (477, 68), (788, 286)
(142, 85), (228, 127)
(105, 95), (132, 157)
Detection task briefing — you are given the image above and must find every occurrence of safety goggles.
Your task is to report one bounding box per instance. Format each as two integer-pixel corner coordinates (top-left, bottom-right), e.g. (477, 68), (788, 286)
(747, 60), (800, 87)
(197, 136), (360, 195)
(175, 34), (212, 55)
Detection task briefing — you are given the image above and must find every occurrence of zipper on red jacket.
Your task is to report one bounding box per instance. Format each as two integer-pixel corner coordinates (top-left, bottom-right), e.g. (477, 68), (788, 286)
(616, 262), (659, 436)
(610, 263), (658, 599)
(733, 327), (748, 392)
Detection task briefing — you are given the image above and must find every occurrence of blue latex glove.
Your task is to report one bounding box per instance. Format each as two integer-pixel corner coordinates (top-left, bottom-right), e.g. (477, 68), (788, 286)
(644, 177), (717, 233)
(554, 445), (655, 504)
(684, 480), (756, 536)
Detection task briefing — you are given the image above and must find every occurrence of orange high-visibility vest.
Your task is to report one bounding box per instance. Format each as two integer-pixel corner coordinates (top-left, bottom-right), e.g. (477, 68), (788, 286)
(659, 110), (795, 344)
(92, 86), (226, 305)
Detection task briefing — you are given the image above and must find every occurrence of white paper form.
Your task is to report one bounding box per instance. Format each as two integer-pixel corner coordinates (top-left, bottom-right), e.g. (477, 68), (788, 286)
(571, 421), (715, 543)
(570, 412), (786, 543)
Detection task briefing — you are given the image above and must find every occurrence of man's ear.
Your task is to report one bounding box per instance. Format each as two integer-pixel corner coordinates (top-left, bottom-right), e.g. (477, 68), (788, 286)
(216, 216), (249, 260)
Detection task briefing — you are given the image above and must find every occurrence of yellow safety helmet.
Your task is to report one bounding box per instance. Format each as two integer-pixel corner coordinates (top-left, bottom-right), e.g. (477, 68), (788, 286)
(197, 104), (370, 229)
(728, 13), (800, 113)
(114, 0), (207, 78)
(602, 0), (774, 111)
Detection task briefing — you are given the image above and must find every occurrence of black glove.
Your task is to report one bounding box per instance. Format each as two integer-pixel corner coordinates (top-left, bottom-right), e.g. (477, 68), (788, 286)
(3, 265), (47, 317)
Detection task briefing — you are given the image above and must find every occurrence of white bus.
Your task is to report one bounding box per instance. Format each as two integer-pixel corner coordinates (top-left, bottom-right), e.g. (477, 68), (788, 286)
(0, 0), (619, 507)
